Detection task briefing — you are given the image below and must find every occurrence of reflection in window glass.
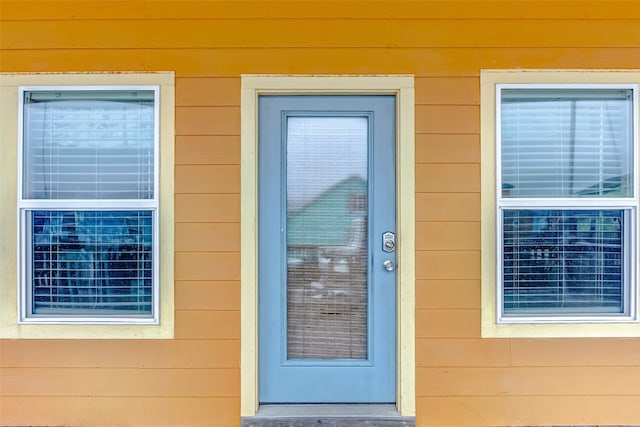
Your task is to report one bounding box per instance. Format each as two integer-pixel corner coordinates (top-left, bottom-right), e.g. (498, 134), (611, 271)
(503, 209), (625, 316)
(23, 91), (155, 200)
(30, 211), (153, 316)
(285, 116), (369, 359)
(501, 89), (633, 198)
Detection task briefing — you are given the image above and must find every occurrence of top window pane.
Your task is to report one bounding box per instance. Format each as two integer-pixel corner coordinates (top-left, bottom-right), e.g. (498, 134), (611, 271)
(22, 90), (155, 200)
(500, 88), (634, 198)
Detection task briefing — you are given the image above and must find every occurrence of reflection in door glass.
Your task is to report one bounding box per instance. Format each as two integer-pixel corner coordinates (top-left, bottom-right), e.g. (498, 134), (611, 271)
(286, 117), (368, 359)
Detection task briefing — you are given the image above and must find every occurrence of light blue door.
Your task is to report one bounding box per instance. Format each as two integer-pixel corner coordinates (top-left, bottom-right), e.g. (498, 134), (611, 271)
(258, 95), (397, 404)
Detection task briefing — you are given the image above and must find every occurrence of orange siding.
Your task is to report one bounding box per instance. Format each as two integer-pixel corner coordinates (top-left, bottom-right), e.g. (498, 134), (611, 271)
(416, 279), (480, 310)
(2, 1), (640, 426)
(0, 340), (239, 369)
(416, 338), (511, 367)
(418, 396), (640, 426)
(416, 193), (481, 222)
(416, 222), (480, 251)
(1, 368), (239, 397)
(415, 164), (481, 193)
(174, 311), (240, 340)
(0, 396), (240, 427)
(175, 136), (240, 165)
(175, 281), (240, 311)
(175, 224), (241, 252)
(416, 134), (480, 164)
(175, 165), (241, 194)
(2, 1), (640, 20)
(5, 47), (640, 76)
(175, 194), (240, 223)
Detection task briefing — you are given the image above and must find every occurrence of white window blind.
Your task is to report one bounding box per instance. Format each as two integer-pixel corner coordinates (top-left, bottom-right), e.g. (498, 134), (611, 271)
(501, 88), (633, 198)
(498, 86), (636, 319)
(502, 209), (626, 315)
(286, 117), (369, 359)
(23, 90), (155, 200)
(20, 88), (158, 320)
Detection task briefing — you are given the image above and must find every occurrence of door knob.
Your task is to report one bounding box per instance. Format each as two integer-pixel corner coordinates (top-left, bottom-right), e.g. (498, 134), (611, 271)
(383, 260), (395, 272)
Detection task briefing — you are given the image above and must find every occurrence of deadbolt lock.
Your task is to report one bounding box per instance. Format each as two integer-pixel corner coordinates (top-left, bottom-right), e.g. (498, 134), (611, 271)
(382, 231), (396, 252)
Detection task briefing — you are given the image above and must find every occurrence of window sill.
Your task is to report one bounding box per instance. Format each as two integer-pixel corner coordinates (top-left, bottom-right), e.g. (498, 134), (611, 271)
(0, 321), (173, 339)
(482, 318), (640, 338)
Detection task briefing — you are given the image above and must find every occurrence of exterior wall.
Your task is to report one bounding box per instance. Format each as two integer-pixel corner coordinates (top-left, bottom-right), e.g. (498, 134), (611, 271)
(1, 1), (640, 426)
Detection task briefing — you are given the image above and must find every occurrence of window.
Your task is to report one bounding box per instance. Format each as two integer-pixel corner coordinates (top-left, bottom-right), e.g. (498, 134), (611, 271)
(0, 72), (174, 338)
(482, 71), (640, 337)
(500, 86), (636, 320)
(20, 88), (158, 321)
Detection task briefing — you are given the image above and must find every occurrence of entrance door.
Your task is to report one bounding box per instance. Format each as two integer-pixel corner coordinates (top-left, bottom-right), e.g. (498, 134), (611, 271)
(258, 95), (396, 404)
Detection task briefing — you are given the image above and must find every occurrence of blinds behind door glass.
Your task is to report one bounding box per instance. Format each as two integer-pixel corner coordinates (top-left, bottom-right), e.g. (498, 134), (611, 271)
(501, 89), (633, 198)
(30, 210), (153, 316)
(23, 90), (155, 200)
(286, 117), (369, 359)
(503, 209), (625, 315)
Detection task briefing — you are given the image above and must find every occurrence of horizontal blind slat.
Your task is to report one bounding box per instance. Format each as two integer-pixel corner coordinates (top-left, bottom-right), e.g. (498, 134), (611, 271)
(502, 209), (624, 316)
(500, 88), (633, 198)
(23, 90), (155, 200)
(31, 210), (153, 316)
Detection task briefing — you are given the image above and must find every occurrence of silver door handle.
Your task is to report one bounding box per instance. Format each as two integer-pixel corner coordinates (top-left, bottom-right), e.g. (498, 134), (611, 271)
(383, 260), (395, 272)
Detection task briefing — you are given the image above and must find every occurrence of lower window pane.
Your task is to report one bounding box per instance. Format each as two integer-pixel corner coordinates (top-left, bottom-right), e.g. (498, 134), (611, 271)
(30, 210), (153, 317)
(502, 209), (625, 316)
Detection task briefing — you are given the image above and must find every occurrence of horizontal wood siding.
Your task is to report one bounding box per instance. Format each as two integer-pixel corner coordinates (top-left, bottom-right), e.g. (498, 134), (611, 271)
(2, 1), (640, 20)
(0, 396), (240, 427)
(2, 1), (640, 426)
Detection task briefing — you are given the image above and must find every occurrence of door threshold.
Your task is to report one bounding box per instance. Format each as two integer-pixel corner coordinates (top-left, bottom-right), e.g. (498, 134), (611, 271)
(256, 404), (400, 417)
(242, 404), (415, 427)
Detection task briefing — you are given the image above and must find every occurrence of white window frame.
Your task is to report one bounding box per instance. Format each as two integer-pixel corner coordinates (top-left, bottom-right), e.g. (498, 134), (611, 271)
(481, 70), (640, 338)
(0, 72), (174, 339)
(496, 83), (638, 324)
(17, 85), (161, 325)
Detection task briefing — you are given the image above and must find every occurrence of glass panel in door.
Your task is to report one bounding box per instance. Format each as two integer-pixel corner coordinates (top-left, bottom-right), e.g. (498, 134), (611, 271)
(286, 117), (369, 359)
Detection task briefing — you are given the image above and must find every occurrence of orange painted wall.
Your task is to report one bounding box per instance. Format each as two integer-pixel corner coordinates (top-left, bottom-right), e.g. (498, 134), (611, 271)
(2, 1), (640, 426)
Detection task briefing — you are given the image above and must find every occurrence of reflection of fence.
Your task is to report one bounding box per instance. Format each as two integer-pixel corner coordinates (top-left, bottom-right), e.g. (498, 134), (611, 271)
(30, 210), (153, 315)
(287, 245), (368, 359)
(33, 243), (152, 314)
(503, 210), (623, 314)
(286, 216), (369, 359)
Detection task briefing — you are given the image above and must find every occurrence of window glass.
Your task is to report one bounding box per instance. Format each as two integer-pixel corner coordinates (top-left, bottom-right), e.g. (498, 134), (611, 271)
(501, 89), (633, 198)
(502, 209), (625, 316)
(498, 86), (635, 320)
(23, 90), (155, 200)
(286, 116), (369, 359)
(30, 210), (153, 316)
(21, 88), (157, 320)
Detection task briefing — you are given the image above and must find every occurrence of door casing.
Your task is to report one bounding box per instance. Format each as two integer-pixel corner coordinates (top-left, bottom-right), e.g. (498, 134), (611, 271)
(240, 75), (416, 416)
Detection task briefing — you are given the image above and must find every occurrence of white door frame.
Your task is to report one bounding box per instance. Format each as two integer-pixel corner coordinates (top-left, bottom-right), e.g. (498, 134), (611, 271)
(240, 75), (415, 416)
